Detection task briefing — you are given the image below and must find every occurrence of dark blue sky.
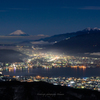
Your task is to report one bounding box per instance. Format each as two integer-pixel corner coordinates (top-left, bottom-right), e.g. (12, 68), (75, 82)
(0, 0), (100, 36)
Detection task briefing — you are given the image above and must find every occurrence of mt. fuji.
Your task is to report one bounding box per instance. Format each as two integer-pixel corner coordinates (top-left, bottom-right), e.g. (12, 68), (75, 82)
(8, 30), (29, 36)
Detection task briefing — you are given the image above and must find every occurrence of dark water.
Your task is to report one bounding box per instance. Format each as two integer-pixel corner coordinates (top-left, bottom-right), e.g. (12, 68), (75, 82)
(2, 67), (100, 77)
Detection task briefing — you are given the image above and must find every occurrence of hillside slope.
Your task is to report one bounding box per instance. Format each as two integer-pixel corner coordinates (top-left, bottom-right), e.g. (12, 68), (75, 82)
(0, 81), (99, 100)
(46, 29), (100, 56)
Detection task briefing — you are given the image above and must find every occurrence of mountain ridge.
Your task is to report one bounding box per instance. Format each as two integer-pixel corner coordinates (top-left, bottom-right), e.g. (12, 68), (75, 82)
(46, 28), (100, 56)
(34, 27), (100, 43)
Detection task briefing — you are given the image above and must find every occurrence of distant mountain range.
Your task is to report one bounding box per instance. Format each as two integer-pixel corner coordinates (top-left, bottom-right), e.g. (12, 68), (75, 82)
(46, 27), (100, 55)
(37, 27), (100, 43)
(5, 27), (100, 56)
(8, 30), (29, 36)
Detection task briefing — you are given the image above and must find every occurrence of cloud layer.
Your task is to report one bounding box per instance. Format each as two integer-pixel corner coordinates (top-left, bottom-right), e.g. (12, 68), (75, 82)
(80, 6), (100, 10)
(62, 6), (100, 10)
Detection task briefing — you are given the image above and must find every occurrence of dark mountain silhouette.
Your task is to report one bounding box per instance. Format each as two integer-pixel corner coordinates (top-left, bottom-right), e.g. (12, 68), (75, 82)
(0, 81), (100, 100)
(36, 31), (83, 43)
(37, 27), (100, 43)
(20, 27), (100, 47)
(46, 28), (100, 56)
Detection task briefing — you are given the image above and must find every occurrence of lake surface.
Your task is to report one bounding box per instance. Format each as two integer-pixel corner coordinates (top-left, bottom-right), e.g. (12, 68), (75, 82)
(2, 67), (100, 77)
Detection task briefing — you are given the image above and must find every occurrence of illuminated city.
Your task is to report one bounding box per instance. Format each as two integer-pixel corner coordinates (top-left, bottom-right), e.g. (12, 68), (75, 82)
(0, 0), (100, 99)
(0, 46), (100, 92)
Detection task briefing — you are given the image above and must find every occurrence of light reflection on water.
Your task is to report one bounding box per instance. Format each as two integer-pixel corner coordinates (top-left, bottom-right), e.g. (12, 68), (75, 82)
(1, 67), (100, 77)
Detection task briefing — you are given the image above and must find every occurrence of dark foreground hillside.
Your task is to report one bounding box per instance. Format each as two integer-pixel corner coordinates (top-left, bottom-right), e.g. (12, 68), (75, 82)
(0, 81), (100, 100)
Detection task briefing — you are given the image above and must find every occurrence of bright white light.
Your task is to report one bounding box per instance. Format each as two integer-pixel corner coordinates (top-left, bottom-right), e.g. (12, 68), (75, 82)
(70, 81), (75, 84)
(49, 57), (60, 62)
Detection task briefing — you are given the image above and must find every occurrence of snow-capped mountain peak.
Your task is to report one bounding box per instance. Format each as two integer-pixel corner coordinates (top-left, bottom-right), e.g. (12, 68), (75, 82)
(83, 27), (100, 31)
(9, 30), (29, 36)
(92, 27), (100, 30)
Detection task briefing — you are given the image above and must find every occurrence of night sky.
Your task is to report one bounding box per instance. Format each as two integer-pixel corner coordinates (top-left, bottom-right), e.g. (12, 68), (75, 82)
(0, 0), (100, 36)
